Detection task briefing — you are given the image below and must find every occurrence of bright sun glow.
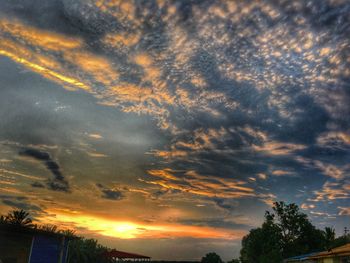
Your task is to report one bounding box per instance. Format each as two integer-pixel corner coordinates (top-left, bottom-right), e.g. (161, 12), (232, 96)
(41, 210), (243, 240)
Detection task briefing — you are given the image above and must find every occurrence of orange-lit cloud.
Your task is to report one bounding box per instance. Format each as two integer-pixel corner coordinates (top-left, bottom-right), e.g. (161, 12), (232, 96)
(338, 207), (350, 216)
(257, 173), (267, 180)
(0, 48), (89, 91)
(252, 141), (306, 156)
(151, 127), (231, 160)
(301, 203), (316, 210)
(102, 32), (140, 48)
(312, 181), (350, 201)
(0, 168), (44, 181)
(145, 168), (256, 199)
(313, 161), (346, 180)
(0, 2), (349, 257)
(88, 133), (104, 139)
(271, 170), (294, 176)
(95, 0), (137, 22)
(317, 131), (350, 146)
(0, 19), (90, 91)
(0, 19), (82, 51)
(87, 152), (109, 158)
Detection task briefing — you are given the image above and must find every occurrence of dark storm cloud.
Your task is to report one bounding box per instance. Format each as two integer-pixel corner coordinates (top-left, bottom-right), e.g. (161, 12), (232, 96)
(20, 148), (51, 161)
(19, 148), (70, 192)
(0, 195), (43, 213)
(96, 183), (125, 201)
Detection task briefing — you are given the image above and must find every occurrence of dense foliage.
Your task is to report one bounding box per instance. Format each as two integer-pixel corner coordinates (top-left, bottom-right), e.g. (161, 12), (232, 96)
(200, 252), (223, 263)
(239, 201), (350, 263)
(0, 209), (34, 227)
(67, 238), (113, 263)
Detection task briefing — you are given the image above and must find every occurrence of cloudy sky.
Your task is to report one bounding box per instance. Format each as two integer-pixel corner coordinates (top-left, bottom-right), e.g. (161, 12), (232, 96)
(0, 0), (349, 260)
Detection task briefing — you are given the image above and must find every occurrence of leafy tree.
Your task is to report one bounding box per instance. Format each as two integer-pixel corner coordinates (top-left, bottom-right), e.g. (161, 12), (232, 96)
(201, 252), (223, 263)
(323, 227), (335, 249)
(265, 201), (326, 258)
(67, 238), (112, 263)
(240, 217), (282, 263)
(0, 215), (6, 224)
(59, 229), (77, 238)
(331, 233), (350, 248)
(240, 201), (329, 263)
(4, 209), (34, 227)
(40, 224), (58, 233)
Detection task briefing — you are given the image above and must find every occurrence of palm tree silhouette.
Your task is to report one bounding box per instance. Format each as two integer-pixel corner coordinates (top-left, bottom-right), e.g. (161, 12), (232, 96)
(5, 209), (34, 227)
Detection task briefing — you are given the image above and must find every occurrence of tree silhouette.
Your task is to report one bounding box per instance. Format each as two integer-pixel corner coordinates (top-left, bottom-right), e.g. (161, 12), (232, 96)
(67, 238), (113, 263)
(0, 215), (6, 224)
(4, 209), (34, 227)
(323, 227), (335, 249)
(331, 232), (350, 248)
(40, 224), (58, 233)
(201, 252), (223, 263)
(240, 201), (331, 263)
(240, 218), (282, 263)
(59, 229), (77, 238)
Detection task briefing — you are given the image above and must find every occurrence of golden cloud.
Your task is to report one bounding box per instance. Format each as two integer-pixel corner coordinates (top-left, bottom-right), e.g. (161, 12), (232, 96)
(40, 209), (245, 240)
(146, 168), (256, 199)
(313, 181), (350, 201)
(252, 141), (306, 156)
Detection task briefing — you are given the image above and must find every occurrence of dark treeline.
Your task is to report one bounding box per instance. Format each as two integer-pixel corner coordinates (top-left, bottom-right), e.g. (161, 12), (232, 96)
(151, 261), (199, 263)
(233, 201), (350, 263)
(1, 202), (349, 263)
(197, 202), (350, 263)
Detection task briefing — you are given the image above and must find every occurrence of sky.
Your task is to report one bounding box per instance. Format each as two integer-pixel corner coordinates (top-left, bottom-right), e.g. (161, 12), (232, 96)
(0, 0), (349, 261)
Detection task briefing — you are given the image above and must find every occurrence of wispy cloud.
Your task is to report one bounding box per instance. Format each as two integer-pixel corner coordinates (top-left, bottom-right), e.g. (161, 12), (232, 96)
(338, 207), (350, 216)
(312, 181), (350, 201)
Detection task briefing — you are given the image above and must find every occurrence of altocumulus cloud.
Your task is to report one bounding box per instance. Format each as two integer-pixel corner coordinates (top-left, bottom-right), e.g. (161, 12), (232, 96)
(0, 0), (348, 215)
(0, 0), (349, 259)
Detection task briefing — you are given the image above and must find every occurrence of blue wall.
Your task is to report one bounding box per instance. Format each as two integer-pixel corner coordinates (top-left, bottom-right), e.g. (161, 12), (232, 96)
(29, 235), (68, 263)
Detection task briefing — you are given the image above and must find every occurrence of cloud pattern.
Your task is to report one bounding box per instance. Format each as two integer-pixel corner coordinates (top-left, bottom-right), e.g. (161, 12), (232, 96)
(0, 0), (349, 260)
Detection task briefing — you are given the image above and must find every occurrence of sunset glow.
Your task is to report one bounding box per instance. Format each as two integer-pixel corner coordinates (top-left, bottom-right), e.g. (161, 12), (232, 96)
(0, 0), (349, 261)
(41, 211), (243, 240)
